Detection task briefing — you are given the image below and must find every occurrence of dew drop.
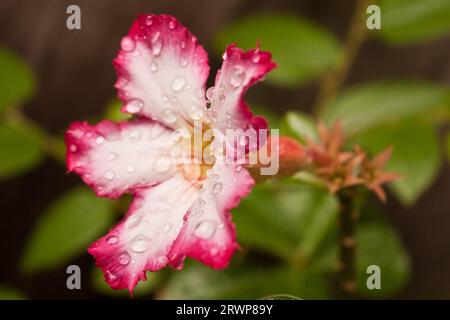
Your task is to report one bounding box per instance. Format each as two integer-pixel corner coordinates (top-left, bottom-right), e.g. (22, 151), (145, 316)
(205, 86), (216, 100)
(126, 215), (142, 229)
(145, 16), (153, 26)
(171, 76), (186, 92)
(230, 67), (245, 88)
(212, 183), (223, 195)
(210, 247), (218, 256)
(129, 129), (142, 141)
(188, 106), (203, 120)
(235, 165), (243, 172)
(151, 32), (162, 55)
(154, 156), (172, 172)
(125, 99), (143, 114)
(96, 136), (105, 144)
(162, 109), (177, 124)
(180, 41), (186, 49)
(69, 144), (77, 152)
(104, 170), (115, 180)
(131, 235), (150, 253)
(150, 61), (158, 72)
(127, 164), (135, 173)
(194, 220), (217, 240)
(107, 235), (118, 245)
(115, 77), (128, 88)
(163, 224), (173, 233)
(118, 251), (131, 265)
(120, 36), (135, 51)
(162, 93), (169, 102)
(179, 57), (188, 67)
(218, 94), (225, 105)
(252, 53), (260, 63)
(168, 20), (176, 29)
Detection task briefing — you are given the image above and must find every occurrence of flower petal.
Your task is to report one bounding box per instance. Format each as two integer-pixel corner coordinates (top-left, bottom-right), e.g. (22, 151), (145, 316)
(114, 14), (209, 128)
(65, 119), (177, 198)
(168, 161), (254, 269)
(208, 44), (276, 132)
(88, 173), (199, 292)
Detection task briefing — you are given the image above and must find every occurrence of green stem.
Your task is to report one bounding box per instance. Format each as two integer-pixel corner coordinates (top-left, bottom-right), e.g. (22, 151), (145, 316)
(335, 188), (360, 298)
(313, 0), (372, 117)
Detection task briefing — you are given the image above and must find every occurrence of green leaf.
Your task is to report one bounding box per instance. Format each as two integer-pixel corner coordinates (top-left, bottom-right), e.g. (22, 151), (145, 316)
(21, 187), (115, 274)
(215, 14), (341, 87)
(356, 222), (410, 297)
(0, 286), (26, 300)
(261, 294), (302, 300)
(0, 48), (35, 111)
(91, 267), (163, 298)
(351, 119), (440, 205)
(316, 219), (410, 298)
(378, 0), (450, 45)
(104, 98), (130, 121)
(233, 183), (338, 260)
(321, 80), (450, 135)
(0, 122), (44, 180)
(280, 111), (319, 143)
(160, 261), (328, 299)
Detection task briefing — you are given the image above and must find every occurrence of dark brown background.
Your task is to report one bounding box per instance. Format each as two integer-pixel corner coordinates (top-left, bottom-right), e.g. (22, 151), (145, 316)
(0, 0), (449, 299)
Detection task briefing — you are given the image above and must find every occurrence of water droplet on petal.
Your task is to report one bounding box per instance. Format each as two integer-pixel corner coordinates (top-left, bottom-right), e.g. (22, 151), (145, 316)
(129, 129), (142, 141)
(162, 93), (169, 102)
(96, 136), (104, 144)
(188, 106), (203, 120)
(163, 224), (173, 233)
(150, 61), (158, 72)
(104, 170), (115, 180)
(151, 32), (162, 55)
(168, 20), (176, 29)
(171, 76), (186, 92)
(162, 109), (177, 124)
(120, 36), (135, 51)
(179, 57), (188, 67)
(118, 251), (131, 265)
(218, 94), (225, 105)
(230, 67), (245, 88)
(206, 86), (215, 100)
(210, 247), (218, 256)
(235, 165), (243, 172)
(69, 144), (77, 152)
(154, 156), (172, 172)
(145, 16), (153, 26)
(222, 52), (227, 60)
(127, 164), (135, 173)
(252, 53), (260, 63)
(107, 235), (118, 245)
(194, 220), (217, 240)
(131, 235), (150, 253)
(212, 183), (223, 195)
(125, 99), (143, 114)
(115, 77), (128, 88)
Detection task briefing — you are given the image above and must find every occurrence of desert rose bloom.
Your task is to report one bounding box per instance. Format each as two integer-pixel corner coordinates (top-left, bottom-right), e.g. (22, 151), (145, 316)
(65, 14), (275, 292)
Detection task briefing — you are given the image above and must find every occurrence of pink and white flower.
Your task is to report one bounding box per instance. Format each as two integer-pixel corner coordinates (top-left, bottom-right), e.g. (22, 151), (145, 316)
(65, 14), (275, 292)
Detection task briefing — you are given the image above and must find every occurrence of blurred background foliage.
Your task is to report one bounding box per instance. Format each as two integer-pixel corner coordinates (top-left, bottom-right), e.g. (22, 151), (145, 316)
(0, 0), (450, 299)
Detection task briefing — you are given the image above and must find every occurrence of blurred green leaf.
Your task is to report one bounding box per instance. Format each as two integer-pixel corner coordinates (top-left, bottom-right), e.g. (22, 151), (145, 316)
(356, 222), (410, 297)
(321, 80), (450, 135)
(280, 111), (319, 143)
(215, 14), (341, 87)
(160, 261), (328, 299)
(233, 184), (338, 260)
(249, 103), (281, 129)
(104, 99), (129, 121)
(91, 266), (163, 298)
(261, 294), (302, 300)
(21, 187), (115, 274)
(446, 132), (450, 162)
(316, 219), (410, 298)
(0, 122), (44, 180)
(0, 286), (26, 300)
(351, 119), (440, 205)
(379, 0), (450, 45)
(0, 48), (35, 111)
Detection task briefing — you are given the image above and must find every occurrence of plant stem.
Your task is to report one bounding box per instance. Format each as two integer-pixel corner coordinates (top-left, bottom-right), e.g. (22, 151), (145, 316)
(335, 188), (359, 298)
(313, 0), (372, 117)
